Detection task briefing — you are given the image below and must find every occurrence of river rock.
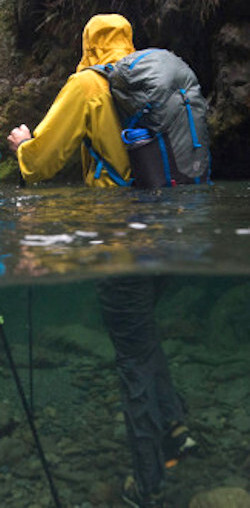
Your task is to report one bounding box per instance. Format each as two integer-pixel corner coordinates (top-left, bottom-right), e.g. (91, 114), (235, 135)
(0, 402), (18, 437)
(89, 480), (115, 505)
(40, 324), (114, 360)
(208, 282), (250, 347)
(189, 487), (250, 508)
(0, 436), (28, 466)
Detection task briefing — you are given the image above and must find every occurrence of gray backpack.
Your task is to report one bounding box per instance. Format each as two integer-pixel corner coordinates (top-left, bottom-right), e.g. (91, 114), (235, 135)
(87, 48), (211, 188)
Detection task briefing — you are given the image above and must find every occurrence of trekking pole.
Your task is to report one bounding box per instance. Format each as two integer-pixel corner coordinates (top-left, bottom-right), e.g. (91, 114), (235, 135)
(0, 315), (62, 508)
(28, 286), (34, 414)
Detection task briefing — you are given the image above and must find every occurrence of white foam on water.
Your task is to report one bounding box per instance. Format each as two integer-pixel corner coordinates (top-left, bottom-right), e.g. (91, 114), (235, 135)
(128, 222), (147, 230)
(75, 231), (98, 238)
(89, 240), (104, 245)
(235, 228), (250, 235)
(21, 234), (74, 246)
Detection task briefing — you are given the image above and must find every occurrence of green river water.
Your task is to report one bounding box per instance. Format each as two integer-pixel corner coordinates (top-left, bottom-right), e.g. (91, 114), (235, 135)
(0, 181), (249, 507)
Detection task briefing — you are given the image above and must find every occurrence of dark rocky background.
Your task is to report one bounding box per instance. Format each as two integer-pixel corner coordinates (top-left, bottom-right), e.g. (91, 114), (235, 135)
(0, 0), (249, 182)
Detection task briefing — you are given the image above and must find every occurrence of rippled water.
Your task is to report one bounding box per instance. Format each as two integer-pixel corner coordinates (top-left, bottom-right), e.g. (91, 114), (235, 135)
(0, 181), (250, 285)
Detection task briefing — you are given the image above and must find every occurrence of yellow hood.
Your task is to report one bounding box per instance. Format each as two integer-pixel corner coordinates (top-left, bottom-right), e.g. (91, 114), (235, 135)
(77, 14), (135, 72)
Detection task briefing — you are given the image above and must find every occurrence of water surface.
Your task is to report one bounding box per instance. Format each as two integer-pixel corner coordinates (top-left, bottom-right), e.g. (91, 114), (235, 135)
(0, 181), (249, 285)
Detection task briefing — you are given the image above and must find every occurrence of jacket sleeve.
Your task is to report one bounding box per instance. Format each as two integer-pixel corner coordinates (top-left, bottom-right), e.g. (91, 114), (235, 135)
(17, 73), (89, 183)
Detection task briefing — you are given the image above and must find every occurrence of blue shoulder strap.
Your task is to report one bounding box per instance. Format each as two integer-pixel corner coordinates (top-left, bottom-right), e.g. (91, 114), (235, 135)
(83, 138), (133, 187)
(156, 133), (172, 187)
(82, 65), (133, 187)
(86, 63), (114, 79)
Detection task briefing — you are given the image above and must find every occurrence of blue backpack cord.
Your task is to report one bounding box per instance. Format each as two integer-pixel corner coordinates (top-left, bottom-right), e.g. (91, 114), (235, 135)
(129, 49), (161, 70)
(180, 89), (202, 149)
(156, 133), (172, 187)
(125, 103), (152, 129)
(83, 139), (133, 187)
(121, 128), (152, 145)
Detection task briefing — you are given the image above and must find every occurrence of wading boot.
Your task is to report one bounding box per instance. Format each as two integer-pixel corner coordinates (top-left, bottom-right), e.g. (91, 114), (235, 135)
(163, 423), (198, 463)
(122, 475), (167, 507)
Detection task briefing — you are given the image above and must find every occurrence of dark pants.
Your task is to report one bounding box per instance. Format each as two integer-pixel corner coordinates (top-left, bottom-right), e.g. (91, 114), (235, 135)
(97, 275), (184, 495)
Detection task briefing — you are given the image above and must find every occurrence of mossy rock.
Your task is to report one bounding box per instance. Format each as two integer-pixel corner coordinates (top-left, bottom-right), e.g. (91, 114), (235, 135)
(209, 282), (250, 346)
(189, 487), (250, 508)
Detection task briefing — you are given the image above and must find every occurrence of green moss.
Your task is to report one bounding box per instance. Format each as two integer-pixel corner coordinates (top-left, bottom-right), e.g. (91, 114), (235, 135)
(0, 158), (19, 182)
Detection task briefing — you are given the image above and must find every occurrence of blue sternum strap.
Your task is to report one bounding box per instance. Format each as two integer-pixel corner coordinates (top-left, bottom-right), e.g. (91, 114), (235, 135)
(83, 139), (133, 187)
(180, 89), (202, 149)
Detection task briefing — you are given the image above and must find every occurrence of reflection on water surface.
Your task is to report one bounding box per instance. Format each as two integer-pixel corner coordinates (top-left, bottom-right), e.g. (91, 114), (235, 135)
(0, 181), (250, 284)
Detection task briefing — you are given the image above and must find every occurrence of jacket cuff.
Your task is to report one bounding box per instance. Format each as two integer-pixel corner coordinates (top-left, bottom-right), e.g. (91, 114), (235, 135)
(18, 138), (32, 147)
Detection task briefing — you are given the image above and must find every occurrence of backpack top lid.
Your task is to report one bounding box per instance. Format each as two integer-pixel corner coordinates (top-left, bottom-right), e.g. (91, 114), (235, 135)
(108, 48), (202, 132)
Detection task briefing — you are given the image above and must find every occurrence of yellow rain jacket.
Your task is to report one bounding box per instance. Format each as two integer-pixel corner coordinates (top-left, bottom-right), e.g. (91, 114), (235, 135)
(17, 14), (135, 186)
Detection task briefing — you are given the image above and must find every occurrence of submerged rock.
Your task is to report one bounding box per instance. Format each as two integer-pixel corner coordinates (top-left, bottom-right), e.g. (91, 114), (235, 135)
(0, 436), (29, 466)
(189, 487), (250, 507)
(208, 282), (250, 347)
(0, 402), (18, 438)
(40, 324), (114, 360)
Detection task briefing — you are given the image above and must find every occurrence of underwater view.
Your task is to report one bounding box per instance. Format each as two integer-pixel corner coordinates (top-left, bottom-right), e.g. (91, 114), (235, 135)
(0, 181), (250, 507)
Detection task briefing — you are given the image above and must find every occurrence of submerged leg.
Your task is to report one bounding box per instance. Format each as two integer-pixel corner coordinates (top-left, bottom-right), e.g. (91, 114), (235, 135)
(97, 274), (184, 497)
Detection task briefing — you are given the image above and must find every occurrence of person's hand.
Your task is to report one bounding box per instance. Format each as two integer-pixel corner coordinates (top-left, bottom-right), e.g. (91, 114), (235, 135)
(7, 124), (31, 152)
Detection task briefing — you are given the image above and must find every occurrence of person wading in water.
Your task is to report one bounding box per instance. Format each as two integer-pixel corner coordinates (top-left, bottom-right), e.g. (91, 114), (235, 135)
(8, 14), (198, 507)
